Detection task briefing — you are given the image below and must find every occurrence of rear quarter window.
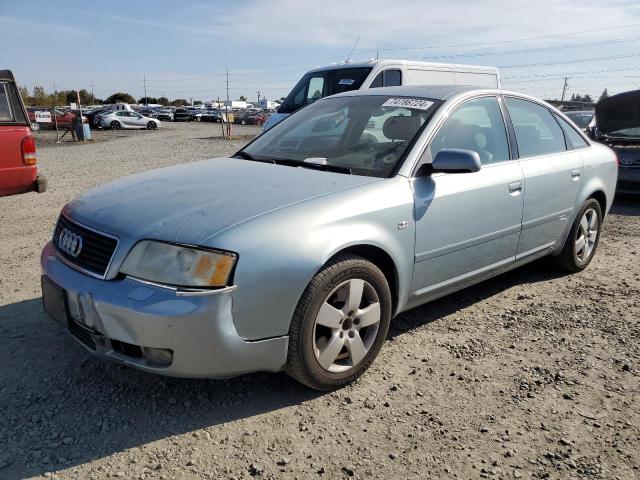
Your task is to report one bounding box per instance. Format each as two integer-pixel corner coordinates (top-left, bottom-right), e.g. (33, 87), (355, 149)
(0, 83), (15, 122)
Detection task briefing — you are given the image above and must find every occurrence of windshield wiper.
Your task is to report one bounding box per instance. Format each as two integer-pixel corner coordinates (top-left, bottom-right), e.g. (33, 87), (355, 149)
(271, 157), (352, 174)
(234, 151), (276, 164)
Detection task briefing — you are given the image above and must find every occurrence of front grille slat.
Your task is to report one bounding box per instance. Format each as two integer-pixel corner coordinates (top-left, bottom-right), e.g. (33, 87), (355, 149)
(53, 215), (118, 277)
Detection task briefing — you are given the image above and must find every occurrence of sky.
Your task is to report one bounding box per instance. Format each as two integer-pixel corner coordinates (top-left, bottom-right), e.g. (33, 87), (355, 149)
(3, 0), (640, 103)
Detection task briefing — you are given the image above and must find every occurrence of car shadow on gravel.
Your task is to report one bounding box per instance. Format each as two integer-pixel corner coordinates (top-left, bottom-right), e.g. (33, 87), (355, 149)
(0, 298), (319, 479)
(389, 258), (565, 338)
(611, 194), (640, 216)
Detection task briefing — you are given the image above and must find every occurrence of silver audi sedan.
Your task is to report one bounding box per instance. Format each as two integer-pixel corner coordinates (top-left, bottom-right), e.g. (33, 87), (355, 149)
(41, 86), (617, 390)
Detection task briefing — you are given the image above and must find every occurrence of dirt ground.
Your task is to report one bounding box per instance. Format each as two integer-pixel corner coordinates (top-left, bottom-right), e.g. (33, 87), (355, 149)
(0, 122), (638, 480)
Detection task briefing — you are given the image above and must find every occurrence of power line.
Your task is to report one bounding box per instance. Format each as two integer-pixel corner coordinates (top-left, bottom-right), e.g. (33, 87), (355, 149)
(499, 51), (640, 69)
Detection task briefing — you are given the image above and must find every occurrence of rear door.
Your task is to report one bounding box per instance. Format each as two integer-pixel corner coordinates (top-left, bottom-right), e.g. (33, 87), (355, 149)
(504, 97), (582, 257)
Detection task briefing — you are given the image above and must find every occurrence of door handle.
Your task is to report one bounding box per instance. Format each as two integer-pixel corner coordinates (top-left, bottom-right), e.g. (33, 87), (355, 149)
(571, 169), (581, 181)
(508, 181), (523, 194)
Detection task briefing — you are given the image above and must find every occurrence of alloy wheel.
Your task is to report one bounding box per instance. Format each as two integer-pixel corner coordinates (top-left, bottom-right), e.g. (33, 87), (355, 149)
(313, 278), (381, 373)
(575, 207), (598, 262)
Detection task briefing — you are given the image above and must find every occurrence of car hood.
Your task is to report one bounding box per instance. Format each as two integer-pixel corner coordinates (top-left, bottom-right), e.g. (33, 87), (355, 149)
(596, 89), (640, 138)
(64, 157), (380, 245)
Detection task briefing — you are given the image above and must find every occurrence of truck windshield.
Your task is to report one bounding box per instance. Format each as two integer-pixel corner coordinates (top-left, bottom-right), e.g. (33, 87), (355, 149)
(241, 95), (441, 178)
(278, 67), (373, 114)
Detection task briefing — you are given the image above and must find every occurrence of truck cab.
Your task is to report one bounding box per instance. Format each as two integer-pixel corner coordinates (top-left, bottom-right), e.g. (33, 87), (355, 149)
(263, 59), (501, 130)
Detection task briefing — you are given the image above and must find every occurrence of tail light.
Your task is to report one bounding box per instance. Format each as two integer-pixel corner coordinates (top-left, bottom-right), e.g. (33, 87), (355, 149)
(21, 135), (37, 165)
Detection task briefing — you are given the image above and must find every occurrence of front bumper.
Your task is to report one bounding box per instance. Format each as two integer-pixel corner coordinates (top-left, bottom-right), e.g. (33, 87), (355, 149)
(617, 167), (640, 194)
(40, 242), (288, 378)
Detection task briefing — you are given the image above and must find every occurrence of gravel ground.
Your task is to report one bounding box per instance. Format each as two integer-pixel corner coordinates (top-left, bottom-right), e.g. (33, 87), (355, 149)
(0, 122), (638, 480)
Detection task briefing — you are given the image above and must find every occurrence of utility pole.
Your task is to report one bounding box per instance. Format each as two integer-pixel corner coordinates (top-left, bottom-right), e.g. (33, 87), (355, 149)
(90, 81), (94, 104)
(143, 74), (148, 105)
(561, 77), (569, 102)
(257, 90), (261, 106)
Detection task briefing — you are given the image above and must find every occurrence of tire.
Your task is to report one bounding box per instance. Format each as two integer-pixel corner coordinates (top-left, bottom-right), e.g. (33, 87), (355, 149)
(110, 121), (121, 130)
(552, 198), (603, 272)
(30, 122), (40, 131)
(286, 254), (392, 390)
(147, 121), (157, 130)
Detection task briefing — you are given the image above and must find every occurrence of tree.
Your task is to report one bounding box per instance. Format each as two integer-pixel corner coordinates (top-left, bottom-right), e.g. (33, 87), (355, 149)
(158, 96), (169, 106)
(598, 89), (609, 102)
(32, 86), (49, 106)
(239, 95), (247, 101)
(138, 96), (159, 104)
(18, 85), (31, 105)
(105, 92), (136, 104)
(582, 94), (593, 103)
(170, 98), (188, 107)
(193, 100), (202, 105)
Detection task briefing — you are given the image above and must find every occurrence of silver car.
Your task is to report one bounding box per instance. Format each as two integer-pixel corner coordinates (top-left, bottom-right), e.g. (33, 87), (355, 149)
(41, 86), (617, 390)
(99, 110), (161, 130)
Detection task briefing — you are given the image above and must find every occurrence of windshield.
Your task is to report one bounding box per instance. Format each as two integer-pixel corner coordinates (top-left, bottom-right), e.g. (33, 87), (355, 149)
(278, 67), (373, 114)
(565, 111), (593, 129)
(241, 95), (440, 178)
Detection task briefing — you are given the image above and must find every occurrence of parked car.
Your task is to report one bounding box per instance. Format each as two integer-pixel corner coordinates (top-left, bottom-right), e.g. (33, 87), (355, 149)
(98, 110), (161, 130)
(564, 110), (594, 133)
(173, 108), (190, 121)
(155, 109), (174, 121)
(41, 86), (616, 389)
(593, 89), (640, 194)
(27, 107), (86, 131)
(200, 109), (222, 122)
(84, 106), (114, 129)
(0, 70), (46, 196)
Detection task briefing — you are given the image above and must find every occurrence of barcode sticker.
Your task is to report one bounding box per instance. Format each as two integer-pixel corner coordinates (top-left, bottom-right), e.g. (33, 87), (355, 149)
(382, 98), (434, 110)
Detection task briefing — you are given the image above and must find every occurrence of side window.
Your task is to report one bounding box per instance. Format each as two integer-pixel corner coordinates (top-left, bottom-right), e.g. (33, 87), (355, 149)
(370, 72), (383, 88)
(369, 70), (402, 89)
(0, 83), (14, 121)
(429, 96), (510, 165)
(116, 111), (127, 117)
(505, 97), (567, 157)
(306, 77), (325, 104)
(384, 69), (402, 87)
(555, 114), (589, 149)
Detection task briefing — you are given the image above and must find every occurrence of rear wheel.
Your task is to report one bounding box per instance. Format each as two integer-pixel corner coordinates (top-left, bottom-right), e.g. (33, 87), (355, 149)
(286, 255), (392, 390)
(552, 198), (602, 272)
(110, 121), (121, 130)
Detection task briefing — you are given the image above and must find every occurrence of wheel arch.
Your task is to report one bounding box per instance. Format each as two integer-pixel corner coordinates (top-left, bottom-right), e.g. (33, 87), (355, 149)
(589, 189), (607, 217)
(325, 244), (400, 316)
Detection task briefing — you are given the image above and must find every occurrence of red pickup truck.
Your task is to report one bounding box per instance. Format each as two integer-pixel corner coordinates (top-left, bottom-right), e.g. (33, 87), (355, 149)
(0, 70), (46, 196)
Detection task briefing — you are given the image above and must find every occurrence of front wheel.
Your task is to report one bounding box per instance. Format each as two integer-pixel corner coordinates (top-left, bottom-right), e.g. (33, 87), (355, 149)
(147, 121), (157, 130)
(286, 255), (392, 390)
(110, 121), (121, 130)
(30, 122), (41, 131)
(552, 198), (603, 272)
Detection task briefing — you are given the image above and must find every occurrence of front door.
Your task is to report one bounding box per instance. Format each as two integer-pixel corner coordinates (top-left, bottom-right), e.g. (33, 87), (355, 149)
(411, 96), (524, 296)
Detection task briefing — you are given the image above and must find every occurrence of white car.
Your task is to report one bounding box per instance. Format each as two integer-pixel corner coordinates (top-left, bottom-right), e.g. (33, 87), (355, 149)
(99, 111), (161, 130)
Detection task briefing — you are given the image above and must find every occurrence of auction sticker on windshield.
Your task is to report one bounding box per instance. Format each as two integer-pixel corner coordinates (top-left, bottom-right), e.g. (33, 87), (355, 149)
(339, 79), (356, 85)
(382, 98), (434, 110)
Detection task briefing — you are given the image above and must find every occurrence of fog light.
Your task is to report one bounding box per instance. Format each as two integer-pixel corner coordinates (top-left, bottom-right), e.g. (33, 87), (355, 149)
(144, 347), (173, 366)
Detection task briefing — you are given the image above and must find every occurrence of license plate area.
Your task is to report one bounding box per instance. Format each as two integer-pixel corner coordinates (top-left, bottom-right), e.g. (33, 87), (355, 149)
(41, 275), (69, 327)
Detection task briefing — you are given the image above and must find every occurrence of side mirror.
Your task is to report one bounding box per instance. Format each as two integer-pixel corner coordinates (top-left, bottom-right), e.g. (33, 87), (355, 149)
(418, 149), (482, 176)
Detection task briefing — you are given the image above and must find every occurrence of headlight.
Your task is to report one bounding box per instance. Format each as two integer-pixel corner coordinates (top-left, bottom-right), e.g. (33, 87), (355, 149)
(120, 241), (236, 288)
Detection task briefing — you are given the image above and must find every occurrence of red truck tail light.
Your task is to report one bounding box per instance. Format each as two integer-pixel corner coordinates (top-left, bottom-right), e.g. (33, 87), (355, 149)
(21, 135), (37, 165)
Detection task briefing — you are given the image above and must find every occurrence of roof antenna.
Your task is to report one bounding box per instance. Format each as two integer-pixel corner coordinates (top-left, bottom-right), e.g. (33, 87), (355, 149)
(345, 35), (361, 63)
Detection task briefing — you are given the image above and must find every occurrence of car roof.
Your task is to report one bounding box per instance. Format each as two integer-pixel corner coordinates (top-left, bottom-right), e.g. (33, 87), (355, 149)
(328, 84), (484, 101)
(306, 60), (498, 74)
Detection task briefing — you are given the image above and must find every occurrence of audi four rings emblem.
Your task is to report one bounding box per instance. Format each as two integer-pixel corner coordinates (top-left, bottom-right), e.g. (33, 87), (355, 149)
(58, 228), (83, 257)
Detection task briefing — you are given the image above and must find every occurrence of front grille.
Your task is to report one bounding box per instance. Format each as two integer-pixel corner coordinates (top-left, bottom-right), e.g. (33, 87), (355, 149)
(69, 319), (96, 351)
(53, 215), (118, 278)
